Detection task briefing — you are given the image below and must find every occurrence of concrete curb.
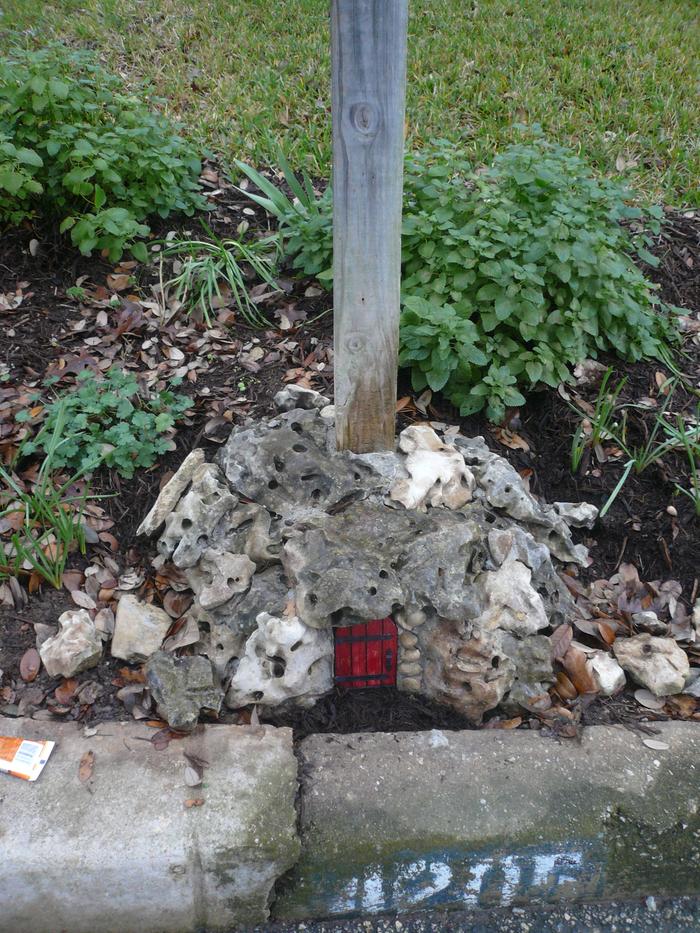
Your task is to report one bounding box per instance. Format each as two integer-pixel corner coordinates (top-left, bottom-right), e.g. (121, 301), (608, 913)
(275, 722), (700, 921)
(2, 720), (699, 930)
(0, 721), (299, 933)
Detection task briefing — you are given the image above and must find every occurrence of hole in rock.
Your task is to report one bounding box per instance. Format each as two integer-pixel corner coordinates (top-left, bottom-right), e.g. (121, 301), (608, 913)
(290, 640), (303, 652)
(252, 691), (264, 701)
(368, 586), (377, 596)
(379, 570), (389, 579)
(308, 593), (318, 605)
(290, 422), (302, 434)
(492, 656), (500, 668)
(271, 656), (286, 678)
(311, 489), (321, 500)
(273, 457), (285, 472)
(182, 518), (193, 529)
(196, 534), (208, 546)
(292, 443), (307, 453)
(268, 479), (279, 489)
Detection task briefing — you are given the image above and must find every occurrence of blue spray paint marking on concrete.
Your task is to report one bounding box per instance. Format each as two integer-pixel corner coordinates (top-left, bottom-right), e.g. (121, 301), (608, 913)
(310, 842), (605, 916)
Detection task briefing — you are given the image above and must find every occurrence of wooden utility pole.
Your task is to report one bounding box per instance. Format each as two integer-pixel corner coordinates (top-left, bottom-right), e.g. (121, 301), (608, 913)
(331, 0), (409, 453)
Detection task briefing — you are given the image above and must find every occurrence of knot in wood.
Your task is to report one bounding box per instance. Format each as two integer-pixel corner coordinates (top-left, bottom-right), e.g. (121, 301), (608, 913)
(349, 101), (379, 137)
(345, 332), (367, 353)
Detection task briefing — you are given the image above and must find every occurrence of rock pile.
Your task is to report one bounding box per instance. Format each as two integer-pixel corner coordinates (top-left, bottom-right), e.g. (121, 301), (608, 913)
(135, 394), (603, 726)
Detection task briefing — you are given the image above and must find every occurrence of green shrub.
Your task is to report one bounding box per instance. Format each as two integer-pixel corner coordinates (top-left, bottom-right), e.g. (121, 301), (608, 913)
(19, 369), (193, 478)
(0, 44), (206, 260)
(239, 135), (676, 422)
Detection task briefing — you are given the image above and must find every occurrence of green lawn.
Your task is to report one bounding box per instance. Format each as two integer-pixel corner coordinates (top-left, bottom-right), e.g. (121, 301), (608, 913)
(1, 0), (698, 205)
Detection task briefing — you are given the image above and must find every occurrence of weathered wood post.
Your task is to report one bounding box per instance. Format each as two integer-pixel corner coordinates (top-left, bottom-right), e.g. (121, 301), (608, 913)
(331, 0), (409, 453)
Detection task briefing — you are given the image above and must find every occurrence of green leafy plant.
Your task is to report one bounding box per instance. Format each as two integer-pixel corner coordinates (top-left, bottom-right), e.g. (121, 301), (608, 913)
(239, 134), (677, 422)
(162, 225), (280, 327)
(0, 44), (206, 260)
(234, 151), (332, 279)
(1, 402), (100, 587)
(19, 369), (193, 479)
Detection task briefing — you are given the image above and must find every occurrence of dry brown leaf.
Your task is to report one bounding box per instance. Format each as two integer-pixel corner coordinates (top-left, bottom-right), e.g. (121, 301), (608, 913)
(597, 621), (617, 645)
(550, 623), (573, 662)
(55, 678), (78, 704)
(19, 647), (41, 682)
(62, 570), (85, 593)
(163, 590), (193, 619)
(79, 750), (95, 784)
(554, 671), (578, 701)
(484, 716), (522, 730)
(71, 590), (97, 610)
(106, 273), (130, 292)
(562, 645), (598, 695)
(494, 428), (530, 452)
(185, 797), (205, 808)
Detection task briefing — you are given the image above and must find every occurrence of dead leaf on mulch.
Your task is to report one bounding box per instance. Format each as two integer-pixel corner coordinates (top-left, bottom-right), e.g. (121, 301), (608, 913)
(184, 797), (205, 808)
(19, 647), (41, 682)
(54, 679), (78, 705)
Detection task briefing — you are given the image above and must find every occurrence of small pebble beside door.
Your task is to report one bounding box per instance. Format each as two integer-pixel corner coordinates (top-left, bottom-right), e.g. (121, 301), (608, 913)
(334, 617), (398, 688)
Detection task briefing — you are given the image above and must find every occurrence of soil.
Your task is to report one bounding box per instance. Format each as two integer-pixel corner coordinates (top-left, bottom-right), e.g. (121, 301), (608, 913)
(1, 173), (699, 737)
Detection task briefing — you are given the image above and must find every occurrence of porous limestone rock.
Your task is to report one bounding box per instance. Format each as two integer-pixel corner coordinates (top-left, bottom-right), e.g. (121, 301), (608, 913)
(146, 652), (223, 731)
(273, 384), (330, 412)
(39, 610), (102, 678)
(474, 561), (548, 637)
(390, 425), (475, 511)
(185, 549), (256, 611)
(111, 594), (172, 662)
(423, 623), (516, 722)
(226, 613), (333, 709)
(453, 435), (589, 565)
(137, 409), (597, 725)
(613, 634), (690, 696)
(136, 449), (205, 537)
(586, 650), (626, 696)
(158, 462), (238, 569)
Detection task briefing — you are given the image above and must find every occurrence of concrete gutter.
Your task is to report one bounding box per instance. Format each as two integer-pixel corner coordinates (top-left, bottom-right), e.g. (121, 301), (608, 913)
(1, 720), (699, 930)
(0, 720), (299, 933)
(275, 722), (700, 921)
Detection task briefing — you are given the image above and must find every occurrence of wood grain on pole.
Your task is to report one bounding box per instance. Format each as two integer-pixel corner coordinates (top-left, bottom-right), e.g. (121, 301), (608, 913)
(332, 0), (409, 453)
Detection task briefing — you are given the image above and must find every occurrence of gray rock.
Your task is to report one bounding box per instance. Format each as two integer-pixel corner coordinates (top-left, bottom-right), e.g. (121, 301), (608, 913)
(273, 384), (330, 412)
(633, 610), (669, 636)
(158, 462), (238, 569)
(111, 594), (172, 662)
(614, 634), (690, 696)
(137, 449), (205, 537)
(146, 652), (223, 731)
(553, 501), (599, 528)
(39, 610), (102, 678)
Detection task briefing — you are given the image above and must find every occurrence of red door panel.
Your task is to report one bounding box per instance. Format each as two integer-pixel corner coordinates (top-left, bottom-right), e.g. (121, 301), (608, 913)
(334, 617), (398, 688)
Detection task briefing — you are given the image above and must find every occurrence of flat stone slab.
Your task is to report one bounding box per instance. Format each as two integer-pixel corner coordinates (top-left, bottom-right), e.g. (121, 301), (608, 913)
(276, 723), (700, 920)
(0, 721), (300, 932)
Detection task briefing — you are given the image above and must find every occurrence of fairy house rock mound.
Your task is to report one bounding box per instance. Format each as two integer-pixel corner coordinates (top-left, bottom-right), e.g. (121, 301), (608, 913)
(137, 388), (598, 726)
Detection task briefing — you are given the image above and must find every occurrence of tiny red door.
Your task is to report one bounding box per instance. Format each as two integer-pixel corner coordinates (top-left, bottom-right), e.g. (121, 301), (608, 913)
(334, 617), (398, 688)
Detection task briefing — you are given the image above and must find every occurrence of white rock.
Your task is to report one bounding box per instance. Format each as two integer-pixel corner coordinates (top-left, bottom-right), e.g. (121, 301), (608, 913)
(391, 425), (475, 511)
(39, 610), (102, 678)
(476, 560), (549, 636)
(553, 502), (599, 528)
(226, 613), (333, 708)
(137, 449), (206, 537)
(111, 594), (173, 662)
(632, 610), (668, 636)
(585, 650), (626, 696)
(613, 634), (690, 696)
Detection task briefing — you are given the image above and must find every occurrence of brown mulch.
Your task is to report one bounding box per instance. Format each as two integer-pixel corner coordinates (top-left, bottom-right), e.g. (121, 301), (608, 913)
(1, 169), (699, 735)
